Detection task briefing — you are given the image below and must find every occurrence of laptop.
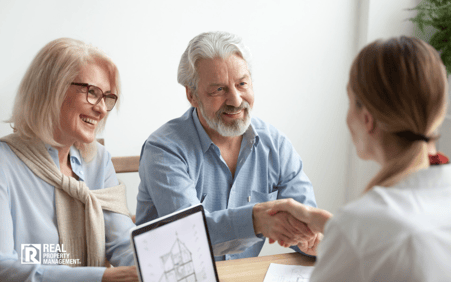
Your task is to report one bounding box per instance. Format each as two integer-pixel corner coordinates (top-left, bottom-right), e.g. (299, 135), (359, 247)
(130, 204), (220, 282)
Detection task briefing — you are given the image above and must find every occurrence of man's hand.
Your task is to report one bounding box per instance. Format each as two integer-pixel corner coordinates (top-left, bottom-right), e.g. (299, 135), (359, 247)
(253, 201), (315, 246)
(102, 266), (139, 282)
(267, 198), (333, 233)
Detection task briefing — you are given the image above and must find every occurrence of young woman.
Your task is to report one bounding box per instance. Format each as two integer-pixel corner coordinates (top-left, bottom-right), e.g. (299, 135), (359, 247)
(269, 36), (451, 281)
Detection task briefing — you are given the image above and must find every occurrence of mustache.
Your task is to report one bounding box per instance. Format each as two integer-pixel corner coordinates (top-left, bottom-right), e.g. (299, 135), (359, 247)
(216, 101), (250, 116)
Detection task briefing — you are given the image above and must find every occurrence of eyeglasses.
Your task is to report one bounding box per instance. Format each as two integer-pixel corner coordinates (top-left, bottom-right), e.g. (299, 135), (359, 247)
(71, 82), (118, 111)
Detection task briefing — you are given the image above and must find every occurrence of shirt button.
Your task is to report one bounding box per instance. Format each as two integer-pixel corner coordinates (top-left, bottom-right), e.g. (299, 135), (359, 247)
(80, 171), (84, 175)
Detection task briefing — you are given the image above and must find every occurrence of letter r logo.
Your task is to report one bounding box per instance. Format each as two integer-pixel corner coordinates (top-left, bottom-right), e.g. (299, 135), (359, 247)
(21, 244), (41, 264)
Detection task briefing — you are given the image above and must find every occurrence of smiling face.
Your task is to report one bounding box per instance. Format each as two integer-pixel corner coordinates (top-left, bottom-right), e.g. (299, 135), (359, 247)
(55, 62), (111, 147)
(188, 54), (254, 138)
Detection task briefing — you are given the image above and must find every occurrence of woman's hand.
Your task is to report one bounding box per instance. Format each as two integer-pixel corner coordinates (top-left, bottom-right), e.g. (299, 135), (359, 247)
(267, 199), (333, 233)
(297, 233), (323, 256)
(102, 266), (139, 282)
(253, 201), (315, 247)
(267, 232), (323, 256)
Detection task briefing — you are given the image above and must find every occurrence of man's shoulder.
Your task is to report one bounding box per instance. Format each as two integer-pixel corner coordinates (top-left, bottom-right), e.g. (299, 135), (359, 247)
(147, 108), (197, 143)
(251, 116), (277, 132)
(251, 116), (290, 145)
(142, 108), (203, 158)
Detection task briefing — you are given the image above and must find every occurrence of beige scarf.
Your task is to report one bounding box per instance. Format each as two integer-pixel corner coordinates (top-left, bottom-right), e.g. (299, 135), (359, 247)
(1, 134), (130, 267)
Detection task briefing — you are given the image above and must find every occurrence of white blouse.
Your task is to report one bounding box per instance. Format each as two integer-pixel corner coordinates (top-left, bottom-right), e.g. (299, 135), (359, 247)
(311, 164), (451, 282)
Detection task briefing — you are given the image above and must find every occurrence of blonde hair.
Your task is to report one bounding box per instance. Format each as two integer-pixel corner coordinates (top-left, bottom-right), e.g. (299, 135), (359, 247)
(349, 36), (448, 191)
(8, 38), (121, 158)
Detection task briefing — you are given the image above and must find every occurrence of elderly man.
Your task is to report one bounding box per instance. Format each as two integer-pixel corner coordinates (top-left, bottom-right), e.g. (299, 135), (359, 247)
(136, 31), (318, 260)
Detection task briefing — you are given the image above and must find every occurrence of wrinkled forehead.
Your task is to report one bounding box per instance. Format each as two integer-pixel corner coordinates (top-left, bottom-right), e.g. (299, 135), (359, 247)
(197, 54), (250, 83)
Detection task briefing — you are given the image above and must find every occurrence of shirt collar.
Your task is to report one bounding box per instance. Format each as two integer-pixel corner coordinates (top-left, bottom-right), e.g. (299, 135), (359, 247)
(192, 108), (260, 153)
(44, 143), (84, 180)
(69, 146), (82, 166)
(192, 108), (215, 153)
(243, 118), (260, 147)
(44, 143), (53, 153)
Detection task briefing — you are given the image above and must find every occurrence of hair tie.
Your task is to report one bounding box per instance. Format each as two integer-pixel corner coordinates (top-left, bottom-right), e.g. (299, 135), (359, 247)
(394, 131), (430, 142)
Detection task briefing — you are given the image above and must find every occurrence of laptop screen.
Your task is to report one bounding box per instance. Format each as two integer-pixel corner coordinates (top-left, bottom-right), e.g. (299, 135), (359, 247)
(131, 205), (219, 282)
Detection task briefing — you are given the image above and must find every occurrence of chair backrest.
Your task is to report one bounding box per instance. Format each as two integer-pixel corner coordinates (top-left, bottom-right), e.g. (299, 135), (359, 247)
(111, 156), (140, 174)
(97, 138), (140, 173)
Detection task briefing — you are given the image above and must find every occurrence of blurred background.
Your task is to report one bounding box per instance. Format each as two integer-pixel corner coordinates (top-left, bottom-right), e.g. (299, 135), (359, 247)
(1, 0), (449, 256)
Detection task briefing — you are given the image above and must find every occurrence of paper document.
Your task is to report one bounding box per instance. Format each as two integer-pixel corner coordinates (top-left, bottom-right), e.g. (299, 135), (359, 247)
(263, 263), (314, 282)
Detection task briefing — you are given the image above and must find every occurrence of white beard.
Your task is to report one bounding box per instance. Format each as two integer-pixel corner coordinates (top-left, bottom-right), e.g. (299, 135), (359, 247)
(197, 100), (252, 137)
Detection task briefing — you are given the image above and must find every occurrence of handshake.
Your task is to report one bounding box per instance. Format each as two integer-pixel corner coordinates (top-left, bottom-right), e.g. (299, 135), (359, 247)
(252, 199), (333, 256)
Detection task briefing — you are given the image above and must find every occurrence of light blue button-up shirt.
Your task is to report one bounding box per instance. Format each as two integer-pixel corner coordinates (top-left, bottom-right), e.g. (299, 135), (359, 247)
(136, 108), (317, 260)
(0, 141), (135, 282)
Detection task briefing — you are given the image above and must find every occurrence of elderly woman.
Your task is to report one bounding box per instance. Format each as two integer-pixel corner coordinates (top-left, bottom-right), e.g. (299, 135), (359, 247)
(269, 36), (451, 281)
(0, 38), (138, 282)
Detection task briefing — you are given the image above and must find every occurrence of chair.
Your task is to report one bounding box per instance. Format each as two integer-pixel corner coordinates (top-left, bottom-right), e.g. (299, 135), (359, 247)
(111, 156), (140, 174)
(97, 138), (140, 173)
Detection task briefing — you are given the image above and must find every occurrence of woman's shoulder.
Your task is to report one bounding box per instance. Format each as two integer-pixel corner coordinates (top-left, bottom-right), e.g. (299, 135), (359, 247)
(334, 188), (391, 219)
(330, 186), (448, 254)
(336, 185), (421, 220)
(0, 141), (21, 167)
(73, 141), (111, 165)
(0, 140), (14, 152)
(94, 141), (111, 161)
(329, 189), (416, 250)
(73, 141), (118, 189)
(327, 186), (451, 281)
(0, 141), (10, 150)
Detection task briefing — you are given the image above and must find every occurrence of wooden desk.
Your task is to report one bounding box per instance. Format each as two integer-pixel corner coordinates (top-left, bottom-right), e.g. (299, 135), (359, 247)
(216, 253), (316, 282)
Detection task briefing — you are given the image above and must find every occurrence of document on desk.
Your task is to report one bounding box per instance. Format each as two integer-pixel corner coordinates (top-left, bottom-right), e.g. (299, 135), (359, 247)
(263, 263), (314, 282)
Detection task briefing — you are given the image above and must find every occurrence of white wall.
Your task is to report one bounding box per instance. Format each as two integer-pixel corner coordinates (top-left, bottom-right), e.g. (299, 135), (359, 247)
(0, 0), (356, 257)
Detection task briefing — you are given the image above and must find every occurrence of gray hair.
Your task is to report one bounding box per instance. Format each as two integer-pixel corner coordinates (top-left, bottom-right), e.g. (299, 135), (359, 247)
(177, 31), (252, 93)
(8, 37), (121, 150)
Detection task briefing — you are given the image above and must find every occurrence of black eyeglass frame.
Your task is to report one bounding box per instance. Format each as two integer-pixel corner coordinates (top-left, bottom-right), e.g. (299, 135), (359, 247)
(70, 82), (118, 111)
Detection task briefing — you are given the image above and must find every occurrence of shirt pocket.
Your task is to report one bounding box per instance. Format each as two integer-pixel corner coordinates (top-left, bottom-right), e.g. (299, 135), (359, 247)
(249, 189), (278, 204)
